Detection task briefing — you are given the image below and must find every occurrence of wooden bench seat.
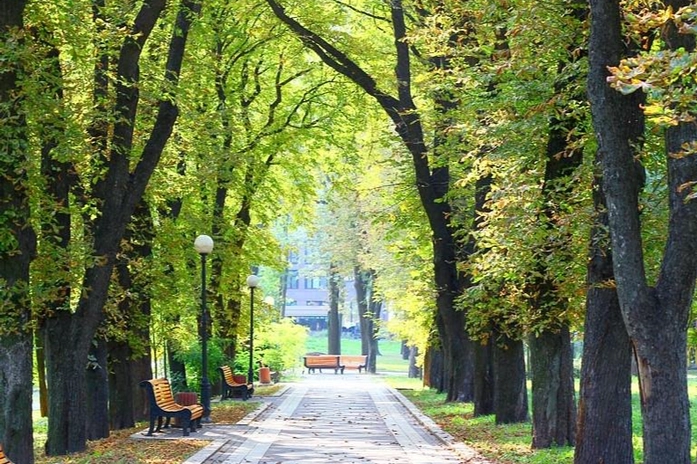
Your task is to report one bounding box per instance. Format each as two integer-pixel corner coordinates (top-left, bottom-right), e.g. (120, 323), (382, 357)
(340, 355), (368, 373)
(0, 444), (14, 464)
(303, 355), (344, 374)
(140, 378), (203, 436)
(219, 365), (254, 400)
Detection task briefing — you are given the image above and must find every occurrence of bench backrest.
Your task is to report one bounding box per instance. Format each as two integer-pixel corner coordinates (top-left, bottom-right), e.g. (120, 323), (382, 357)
(340, 355), (367, 365)
(220, 365), (247, 385)
(220, 365), (234, 385)
(0, 444), (13, 464)
(304, 355), (341, 366)
(143, 378), (178, 409)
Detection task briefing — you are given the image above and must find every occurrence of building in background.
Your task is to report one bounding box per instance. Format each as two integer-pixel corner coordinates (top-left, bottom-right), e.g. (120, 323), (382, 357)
(282, 248), (360, 332)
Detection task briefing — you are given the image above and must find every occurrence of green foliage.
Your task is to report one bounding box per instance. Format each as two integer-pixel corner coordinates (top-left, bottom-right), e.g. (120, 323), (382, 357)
(174, 336), (227, 388)
(256, 318), (308, 373)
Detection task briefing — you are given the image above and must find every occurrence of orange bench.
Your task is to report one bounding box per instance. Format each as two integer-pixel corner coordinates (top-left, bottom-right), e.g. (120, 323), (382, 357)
(340, 355), (367, 373)
(0, 444), (13, 464)
(140, 378), (203, 436)
(219, 365), (254, 400)
(303, 355), (344, 374)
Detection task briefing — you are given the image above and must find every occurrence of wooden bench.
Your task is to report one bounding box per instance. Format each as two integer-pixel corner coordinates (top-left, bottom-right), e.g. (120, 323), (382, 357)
(303, 355), (344, 374)
(219, 365), (254, 400)
(340, 355), (368, 373)
(0, 444), (14, 464)
(140, 378), (203, 436)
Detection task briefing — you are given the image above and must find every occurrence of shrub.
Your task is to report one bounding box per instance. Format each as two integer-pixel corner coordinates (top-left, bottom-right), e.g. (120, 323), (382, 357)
(256, 319), (308, 375)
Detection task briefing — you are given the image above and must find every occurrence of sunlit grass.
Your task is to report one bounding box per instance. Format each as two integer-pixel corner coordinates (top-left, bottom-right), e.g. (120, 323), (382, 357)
(391, 374), (697, 464)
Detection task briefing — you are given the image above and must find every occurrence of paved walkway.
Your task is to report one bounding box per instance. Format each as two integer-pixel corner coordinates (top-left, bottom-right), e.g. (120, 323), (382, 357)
(133, 374), (493, 464)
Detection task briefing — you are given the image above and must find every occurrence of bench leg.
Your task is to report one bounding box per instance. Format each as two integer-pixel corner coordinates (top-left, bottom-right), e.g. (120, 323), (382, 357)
(155, 416), (164, 432)
(146, 416), (156, 436)
(182, 417), (190, 437)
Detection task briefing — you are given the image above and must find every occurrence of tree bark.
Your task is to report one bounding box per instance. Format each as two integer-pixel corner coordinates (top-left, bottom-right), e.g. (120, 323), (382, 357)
(408, 346), (421, 379)
(589, 1), (696, 463)
(493, 333), (528, 424)
(354, 267), (371, 356)
(575, 174), (633, 463)
(327, 265), (341, 355)
(108, 204), (154, 430)
(43, 0), (201, 454)
(473, 339), (494, 416)
(367, 299), (382, 373)
(86, 338), (109, 440)
(0, 2), (35, 462)
(529, 327), (576, 448)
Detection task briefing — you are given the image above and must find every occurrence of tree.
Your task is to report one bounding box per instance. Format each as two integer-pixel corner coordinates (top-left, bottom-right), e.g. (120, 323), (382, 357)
(592, 3), (697, 463)
(37, 0), (202, 454)
(0, 2), (35, 462)
(575, 1), (642, 462)
(266, 0), (475, 401)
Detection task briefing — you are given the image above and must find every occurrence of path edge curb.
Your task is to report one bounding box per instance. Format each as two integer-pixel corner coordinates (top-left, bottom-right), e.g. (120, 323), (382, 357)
(388, 385), (495, 464)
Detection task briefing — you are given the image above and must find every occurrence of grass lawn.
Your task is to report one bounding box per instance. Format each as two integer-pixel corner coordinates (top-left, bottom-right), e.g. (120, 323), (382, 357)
(387, 367), (697, 463)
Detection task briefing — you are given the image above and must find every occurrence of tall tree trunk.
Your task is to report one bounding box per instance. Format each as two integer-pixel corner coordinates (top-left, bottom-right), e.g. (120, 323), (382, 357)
(424, 342), (445, 392)
(367, 299), (381, 373)
(354, 267), (371, 356)
(36, 332), (48, 417)
(43, 0), (200, 453)
(493, 333), (527, 424)
(575, 168), (633, 463)
(108, 339), (135, 430)
(473, 340), (494, 416)
(590, 1), (696, 462)
(529, 327), (576, 447)
(0, 2), (35, 462)
(108, 203), (154, 429)
(576, 1), (641, 461)
(327, 265), (341, 355)
(527, 2), (586, 448)
(86, 338), (109, 440)
(408, 346), (421, 379)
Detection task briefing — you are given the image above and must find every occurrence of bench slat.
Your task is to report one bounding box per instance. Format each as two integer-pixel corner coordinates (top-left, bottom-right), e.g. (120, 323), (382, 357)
(140, 378), (203, 437)
(219, 366), (253, 400)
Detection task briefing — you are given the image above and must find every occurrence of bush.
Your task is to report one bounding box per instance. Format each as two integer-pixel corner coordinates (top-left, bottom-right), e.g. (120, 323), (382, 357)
(174, 337), (226, 387)
(256, 319), (308, 375)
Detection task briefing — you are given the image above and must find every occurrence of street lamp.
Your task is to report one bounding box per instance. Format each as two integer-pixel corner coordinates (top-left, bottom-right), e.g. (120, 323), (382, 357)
(246, 274), (260, 384)
(194, 234), (214, 422)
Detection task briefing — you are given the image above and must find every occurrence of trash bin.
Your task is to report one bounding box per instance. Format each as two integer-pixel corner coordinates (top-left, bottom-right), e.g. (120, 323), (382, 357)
(173, 392), (198, 427)
(259, 366), (271, 384)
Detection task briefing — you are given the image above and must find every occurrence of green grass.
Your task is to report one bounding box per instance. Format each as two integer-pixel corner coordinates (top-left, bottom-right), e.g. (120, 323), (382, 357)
(385, 372), (697, 464)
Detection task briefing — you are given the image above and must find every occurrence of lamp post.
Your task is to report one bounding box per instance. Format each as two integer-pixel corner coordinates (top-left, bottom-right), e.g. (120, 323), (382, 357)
(246, 274), (260, 384)
(194, 234), (214, 422)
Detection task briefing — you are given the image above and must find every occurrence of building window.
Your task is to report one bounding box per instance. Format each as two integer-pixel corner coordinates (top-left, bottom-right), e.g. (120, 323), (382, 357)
(304, 277), (324, 289)
(287, 270), (299, 289)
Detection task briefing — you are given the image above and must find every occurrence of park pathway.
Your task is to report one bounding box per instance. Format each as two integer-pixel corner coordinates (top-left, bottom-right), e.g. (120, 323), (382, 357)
(179, 373), (492, 464)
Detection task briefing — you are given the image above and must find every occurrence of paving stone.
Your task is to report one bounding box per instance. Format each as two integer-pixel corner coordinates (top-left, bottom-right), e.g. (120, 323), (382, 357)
(137, 373), (494, 464)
